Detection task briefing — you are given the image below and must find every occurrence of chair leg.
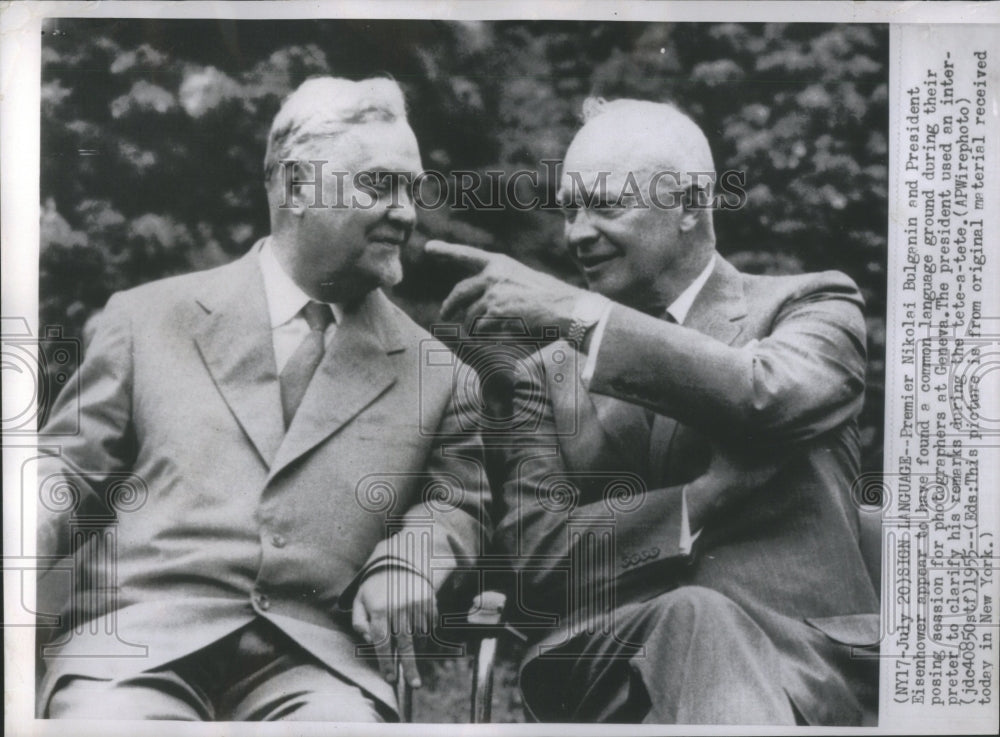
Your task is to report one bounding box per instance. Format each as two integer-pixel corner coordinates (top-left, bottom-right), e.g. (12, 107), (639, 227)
(471, 635), (498, 723)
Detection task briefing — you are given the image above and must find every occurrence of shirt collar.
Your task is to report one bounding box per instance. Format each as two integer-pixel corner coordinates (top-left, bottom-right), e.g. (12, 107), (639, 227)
(259, 238), (342, 328)
(666, 254), (716, 325)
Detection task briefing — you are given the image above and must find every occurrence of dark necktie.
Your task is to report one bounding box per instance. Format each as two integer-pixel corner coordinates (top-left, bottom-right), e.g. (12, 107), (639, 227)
(645, 310), (678, 486)
(279, 301), (334, 427)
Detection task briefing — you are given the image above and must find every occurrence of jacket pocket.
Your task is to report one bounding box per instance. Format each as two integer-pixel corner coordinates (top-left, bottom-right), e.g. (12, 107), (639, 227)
(805, 612), (880, 647)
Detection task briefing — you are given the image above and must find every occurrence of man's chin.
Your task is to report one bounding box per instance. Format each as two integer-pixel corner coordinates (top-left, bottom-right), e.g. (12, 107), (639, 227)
(331, 256), (403, 300)
(373, 256), (404, 289)
(584, 274), (628, 303)
(317, 266), (398, 304)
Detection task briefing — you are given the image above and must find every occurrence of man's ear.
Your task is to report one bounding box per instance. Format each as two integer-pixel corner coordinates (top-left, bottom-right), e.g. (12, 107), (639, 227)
(274, 160), (313, 216)
(679, 187), (699, 232)
(286, 164), (311, 217)
(287, 184), (308, 217)
(679, 185), (711, 232)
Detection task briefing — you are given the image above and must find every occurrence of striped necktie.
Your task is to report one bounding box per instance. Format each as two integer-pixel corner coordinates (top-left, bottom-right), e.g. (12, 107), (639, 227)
(279, 301), (334, 427)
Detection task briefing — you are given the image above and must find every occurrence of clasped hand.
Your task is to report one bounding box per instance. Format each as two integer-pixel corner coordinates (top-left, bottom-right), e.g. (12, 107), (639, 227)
(352, 568), (436, 688)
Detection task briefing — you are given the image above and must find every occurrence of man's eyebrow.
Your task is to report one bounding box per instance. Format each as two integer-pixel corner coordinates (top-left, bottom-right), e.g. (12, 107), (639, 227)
(360, 169), (417, 183)
(360, 167), (417, 174)
(557, 188), (627, 207)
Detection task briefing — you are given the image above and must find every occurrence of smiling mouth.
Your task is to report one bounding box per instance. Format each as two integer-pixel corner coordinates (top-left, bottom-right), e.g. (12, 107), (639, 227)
(577, 252), (619, 271)
(370, 234), (407, 246)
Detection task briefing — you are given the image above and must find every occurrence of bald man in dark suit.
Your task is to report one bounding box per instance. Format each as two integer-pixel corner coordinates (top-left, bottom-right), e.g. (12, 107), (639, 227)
(429, 97), (878, 725)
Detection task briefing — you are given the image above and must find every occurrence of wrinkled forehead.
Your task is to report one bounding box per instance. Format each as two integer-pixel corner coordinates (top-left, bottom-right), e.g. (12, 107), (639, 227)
(297, 120), (422, 172)
(559, 116), (677, 197)
(556, 168), (663, 204)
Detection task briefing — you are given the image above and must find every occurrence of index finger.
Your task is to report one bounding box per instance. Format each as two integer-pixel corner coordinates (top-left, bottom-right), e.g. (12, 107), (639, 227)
(351, 596), (372, 643)
(369, 613), (396, 683)
(424, 240), (497, 273)
(395, 630), (421, 688)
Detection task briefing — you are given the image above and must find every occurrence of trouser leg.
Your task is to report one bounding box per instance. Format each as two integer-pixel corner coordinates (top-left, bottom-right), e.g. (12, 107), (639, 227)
(46, 619), (391, 722)
(628, 586), (794, 724)
(524, 585), (795, 724)
(46, 670), (212, 720)
(224, 658), (389, 722)
(187, 618), (391, 722)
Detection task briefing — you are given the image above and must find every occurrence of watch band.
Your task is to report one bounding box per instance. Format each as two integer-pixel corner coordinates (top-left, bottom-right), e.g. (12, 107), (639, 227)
(568, 293), (610, 346)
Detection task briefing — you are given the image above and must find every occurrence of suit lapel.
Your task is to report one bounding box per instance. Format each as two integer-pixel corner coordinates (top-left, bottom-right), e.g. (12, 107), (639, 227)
(682, 256), (747, 345)
(193, 249), (285, 467)
(548, 343), (649, 474)
(267, 290), (402, 481)
(590, 391), (652, 473)
(555, 258), (751, 479)
(648, 257), (748, 486)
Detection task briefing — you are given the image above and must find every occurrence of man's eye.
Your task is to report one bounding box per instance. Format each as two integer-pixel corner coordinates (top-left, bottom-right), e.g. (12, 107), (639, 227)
(591, 199), (628, 214)
(359, 172), (390, 192)
(560, 203), (580, 220)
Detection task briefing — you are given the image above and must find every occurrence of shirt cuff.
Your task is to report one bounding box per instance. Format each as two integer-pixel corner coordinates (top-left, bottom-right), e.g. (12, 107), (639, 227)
(359, 555), (429, 583)
(579, 300), (615, 386)
(680, 485), (702, 556)
(336, 555), (433, 612)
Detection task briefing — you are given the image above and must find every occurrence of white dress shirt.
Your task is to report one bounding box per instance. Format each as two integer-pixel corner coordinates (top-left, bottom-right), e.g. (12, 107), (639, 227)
(259, 239), (342, 372)
(579, 254), (717, 554)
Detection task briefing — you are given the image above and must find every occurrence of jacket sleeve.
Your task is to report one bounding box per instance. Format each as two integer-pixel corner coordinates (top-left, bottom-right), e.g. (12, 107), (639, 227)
(496, 362), (692, 607)
(586, 271), (867, 444)
(346, 361), (491, 599)
(37, 293), (138, 566)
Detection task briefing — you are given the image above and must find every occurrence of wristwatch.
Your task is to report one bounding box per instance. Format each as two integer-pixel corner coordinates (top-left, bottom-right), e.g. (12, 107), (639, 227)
(568, 292), (610, 347)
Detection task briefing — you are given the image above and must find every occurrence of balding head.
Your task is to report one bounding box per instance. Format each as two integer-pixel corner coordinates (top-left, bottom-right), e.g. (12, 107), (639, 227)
(569, 97), (715, 192)
(558, 97), (717, 311)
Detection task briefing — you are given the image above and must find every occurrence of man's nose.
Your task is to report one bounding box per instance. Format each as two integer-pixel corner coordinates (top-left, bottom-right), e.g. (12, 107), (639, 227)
(565, 208), (600, 246)
(386, 190), (417, 227)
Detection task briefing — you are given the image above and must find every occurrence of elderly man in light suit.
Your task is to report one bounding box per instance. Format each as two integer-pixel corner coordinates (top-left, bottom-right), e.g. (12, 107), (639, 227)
(36, 77), (489, 721)
(429, 98), (879, 725)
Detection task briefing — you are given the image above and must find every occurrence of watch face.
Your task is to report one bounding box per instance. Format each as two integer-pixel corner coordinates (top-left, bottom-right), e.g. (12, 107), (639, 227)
(575, 294), (609, 325)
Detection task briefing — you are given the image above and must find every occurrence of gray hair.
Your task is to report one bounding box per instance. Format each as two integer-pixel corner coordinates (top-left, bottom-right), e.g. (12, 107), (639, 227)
(263, 76), (407, 182)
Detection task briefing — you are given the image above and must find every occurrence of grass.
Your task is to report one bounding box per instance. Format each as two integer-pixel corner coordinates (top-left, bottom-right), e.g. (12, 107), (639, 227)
(411, 645), (527, 723)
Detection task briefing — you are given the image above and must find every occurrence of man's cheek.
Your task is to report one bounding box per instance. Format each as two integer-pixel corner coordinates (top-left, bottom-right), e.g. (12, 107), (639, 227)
(587, 266), (623, 297)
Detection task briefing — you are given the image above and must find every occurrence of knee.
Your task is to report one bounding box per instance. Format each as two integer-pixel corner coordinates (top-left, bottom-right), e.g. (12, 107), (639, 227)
(645, 586), (746, 634)
(280, 691), (389, 722)
(46, 674), (206, 720)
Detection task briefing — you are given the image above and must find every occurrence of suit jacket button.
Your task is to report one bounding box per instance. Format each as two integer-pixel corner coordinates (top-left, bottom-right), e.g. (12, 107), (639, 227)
(271, 535), (286, 548)
(256, 593), (271, 611)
